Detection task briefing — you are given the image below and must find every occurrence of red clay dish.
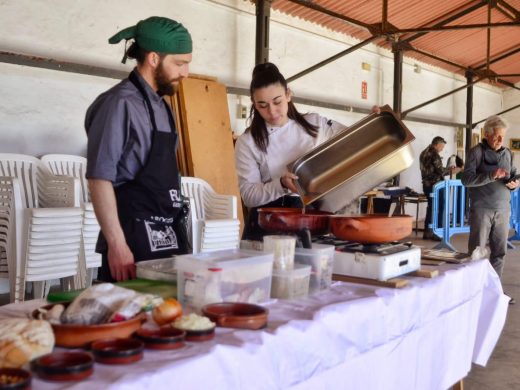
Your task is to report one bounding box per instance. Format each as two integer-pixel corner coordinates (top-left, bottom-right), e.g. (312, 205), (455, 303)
(134, 327), (186, 350)
(32, 303), (145, 348)
(172, 327), (215, 342)
(202, 302), (268, 330)
(91, 338), (144, 364)
(0, 368), (31, 390)
(31, 351), (93, 382)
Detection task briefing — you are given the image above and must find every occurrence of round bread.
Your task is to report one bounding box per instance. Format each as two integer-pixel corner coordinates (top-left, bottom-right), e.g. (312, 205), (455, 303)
(0, 318), (55, 368)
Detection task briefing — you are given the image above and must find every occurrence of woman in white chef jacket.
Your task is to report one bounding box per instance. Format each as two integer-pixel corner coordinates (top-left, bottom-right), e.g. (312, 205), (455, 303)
(235, 62), (348, 240)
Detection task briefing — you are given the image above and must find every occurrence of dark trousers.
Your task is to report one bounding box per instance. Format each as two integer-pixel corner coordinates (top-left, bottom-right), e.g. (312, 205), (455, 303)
(423, 184), (444, 232)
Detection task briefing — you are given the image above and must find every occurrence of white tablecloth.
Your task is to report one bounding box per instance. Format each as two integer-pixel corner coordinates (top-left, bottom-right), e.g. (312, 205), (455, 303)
(0, 259), (508, 390)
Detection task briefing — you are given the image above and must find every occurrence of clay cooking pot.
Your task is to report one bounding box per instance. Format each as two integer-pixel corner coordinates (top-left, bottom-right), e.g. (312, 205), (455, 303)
(330, 214), (413, 243)
(257, 207), (332, 235)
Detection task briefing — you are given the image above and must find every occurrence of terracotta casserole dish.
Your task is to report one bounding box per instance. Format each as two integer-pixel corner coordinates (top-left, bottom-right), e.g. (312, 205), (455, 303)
(257, 207), (332, 235)
(330, 214), (413, 243)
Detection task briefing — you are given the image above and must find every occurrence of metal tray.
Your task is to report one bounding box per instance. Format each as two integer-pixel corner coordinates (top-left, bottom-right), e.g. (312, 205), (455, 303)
(287, 106), (415, 212)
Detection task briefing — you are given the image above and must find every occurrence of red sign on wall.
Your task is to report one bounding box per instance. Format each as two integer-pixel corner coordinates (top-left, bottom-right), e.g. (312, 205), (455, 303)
(361, 81), (368, 99)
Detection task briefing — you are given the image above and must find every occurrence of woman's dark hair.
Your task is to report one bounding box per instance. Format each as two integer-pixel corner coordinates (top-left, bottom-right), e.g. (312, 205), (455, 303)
(455, 155), (464, 168)
(248, 62), (318, 153)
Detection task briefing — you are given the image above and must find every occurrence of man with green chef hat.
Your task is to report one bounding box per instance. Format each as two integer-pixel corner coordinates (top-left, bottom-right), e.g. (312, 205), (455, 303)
(85, 17), (192, 282)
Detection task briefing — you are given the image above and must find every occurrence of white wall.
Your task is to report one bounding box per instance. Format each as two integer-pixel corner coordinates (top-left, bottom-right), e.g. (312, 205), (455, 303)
(0, 0), (516, 193)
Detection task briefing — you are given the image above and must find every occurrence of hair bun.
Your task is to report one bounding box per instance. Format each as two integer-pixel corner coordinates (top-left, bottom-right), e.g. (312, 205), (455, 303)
(252, 62), (280, 78)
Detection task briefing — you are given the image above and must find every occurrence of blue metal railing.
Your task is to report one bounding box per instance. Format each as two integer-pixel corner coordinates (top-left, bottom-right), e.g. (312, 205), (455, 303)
(430, 180), (469, 251)
(430, 180), (520, 250)
(509, 189), (520, 241)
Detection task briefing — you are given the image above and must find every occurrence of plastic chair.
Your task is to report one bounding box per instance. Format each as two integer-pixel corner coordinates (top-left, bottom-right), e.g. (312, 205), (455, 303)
(181, 177), (240, 254)
(41, 154), (89, 203)
(0, 153), (81, 208)
(0, 177), (84, 302)
(40, 154), (101, 284)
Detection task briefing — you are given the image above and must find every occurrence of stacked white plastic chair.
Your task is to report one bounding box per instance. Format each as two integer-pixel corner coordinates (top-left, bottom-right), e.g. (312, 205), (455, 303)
(181, 177), (240, 254)
(41, 154), (101, 287)
(0, 154), (84, 302)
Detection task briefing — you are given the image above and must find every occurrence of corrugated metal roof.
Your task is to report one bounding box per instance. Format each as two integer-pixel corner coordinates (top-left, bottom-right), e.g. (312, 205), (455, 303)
(270, 0), (520, 86)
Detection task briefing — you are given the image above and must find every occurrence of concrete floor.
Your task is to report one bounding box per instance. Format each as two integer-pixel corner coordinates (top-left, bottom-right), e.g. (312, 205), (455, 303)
(0, 232), (518, 389)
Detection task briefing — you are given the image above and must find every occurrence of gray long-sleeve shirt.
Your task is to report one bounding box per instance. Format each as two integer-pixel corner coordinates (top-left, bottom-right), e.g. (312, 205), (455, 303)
(85, 69), (175, 187)
(461, 140), (515, 211)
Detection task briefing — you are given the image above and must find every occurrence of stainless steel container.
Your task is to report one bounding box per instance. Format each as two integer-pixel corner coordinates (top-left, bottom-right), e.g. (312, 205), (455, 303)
(287, 106), (415, 213)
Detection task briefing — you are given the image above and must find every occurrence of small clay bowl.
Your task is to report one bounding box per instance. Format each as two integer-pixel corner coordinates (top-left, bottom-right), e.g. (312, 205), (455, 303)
(202, 302), (268, 330)
(134, 327), (186, 350)
(0, 368), (31, 390)
(172, 326), (215, 342)
(91, 338), (144, 364)
(31, 351), (93, 382)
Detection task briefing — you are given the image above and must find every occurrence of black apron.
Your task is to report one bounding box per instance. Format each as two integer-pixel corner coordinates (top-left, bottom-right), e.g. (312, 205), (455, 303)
(98, 72), (189, 282)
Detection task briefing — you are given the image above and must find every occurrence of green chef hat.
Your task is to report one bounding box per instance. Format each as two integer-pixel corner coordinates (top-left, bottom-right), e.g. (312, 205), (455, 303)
(109, 16), (192, 63)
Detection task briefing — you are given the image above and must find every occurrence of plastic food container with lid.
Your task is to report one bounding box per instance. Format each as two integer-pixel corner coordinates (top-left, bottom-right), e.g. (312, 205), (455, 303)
(294, 243), (335, 293)
(176, 249), (274, 313)
(271, 263), (311, 300)
(136, 257), (177, 281)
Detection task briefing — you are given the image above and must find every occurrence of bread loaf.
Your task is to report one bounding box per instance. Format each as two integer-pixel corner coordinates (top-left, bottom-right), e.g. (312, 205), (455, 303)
(0, 319), (54, 368)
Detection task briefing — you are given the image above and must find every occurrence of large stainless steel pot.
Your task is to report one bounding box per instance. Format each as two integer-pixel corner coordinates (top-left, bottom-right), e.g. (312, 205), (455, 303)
(330, 214), (413, 243)
(287, 105), (415, 213)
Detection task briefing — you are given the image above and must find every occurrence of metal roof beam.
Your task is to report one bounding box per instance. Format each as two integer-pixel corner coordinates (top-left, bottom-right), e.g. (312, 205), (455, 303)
(496, 78), (520, 91)
(408, 47), (468, 71)
(390, 21), (520, 34)
(286, 35), (380, 83)
(403, 1), (488, 43)
(474, 46), (520, 69)
(497, 0), (520, 20)
(472, 103), (520, 127)
(285, 0), (373, 30)
(401, 77), (485, 118)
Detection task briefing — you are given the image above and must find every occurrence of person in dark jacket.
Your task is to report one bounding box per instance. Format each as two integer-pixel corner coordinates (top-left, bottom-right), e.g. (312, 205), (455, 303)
(419, 136), (460, 240)
(462, 115), (519, 304)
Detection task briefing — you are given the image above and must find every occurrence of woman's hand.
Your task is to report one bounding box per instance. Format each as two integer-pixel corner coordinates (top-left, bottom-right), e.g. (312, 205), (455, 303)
(280, 172), (299, 193)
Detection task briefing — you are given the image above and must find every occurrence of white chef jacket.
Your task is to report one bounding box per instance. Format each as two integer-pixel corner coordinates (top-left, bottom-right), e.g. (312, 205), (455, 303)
(235, 113), (348, 208)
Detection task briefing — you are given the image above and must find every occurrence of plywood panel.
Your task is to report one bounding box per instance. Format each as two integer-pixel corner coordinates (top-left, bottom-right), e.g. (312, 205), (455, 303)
(173, 76), (244, 229)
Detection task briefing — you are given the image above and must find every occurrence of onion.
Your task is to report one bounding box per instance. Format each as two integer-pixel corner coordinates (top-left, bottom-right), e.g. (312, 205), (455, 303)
(152, 298), (183, 325)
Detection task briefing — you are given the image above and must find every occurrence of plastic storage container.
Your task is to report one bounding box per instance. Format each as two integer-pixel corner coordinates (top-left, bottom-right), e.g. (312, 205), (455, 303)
(176, 249), (274, 313)
(294, 244), (335, 293)
(136, 257), (176, 281)
(271, 264), (311, 300)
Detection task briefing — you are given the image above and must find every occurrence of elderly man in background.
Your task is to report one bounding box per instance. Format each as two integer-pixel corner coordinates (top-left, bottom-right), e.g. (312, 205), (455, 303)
(420, 136), (459, 240)
(462, 115), (519, 304)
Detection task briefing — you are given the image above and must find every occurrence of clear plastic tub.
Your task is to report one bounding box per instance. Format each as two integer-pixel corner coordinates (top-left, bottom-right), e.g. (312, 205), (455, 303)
(294, 244), (335, 293)
(176, 249), (274, 313)
(271, 264), (311, 300)
(136, 257), (176, 282)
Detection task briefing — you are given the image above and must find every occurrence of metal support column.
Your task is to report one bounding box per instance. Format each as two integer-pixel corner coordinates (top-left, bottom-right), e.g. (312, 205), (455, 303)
(393, 42), (403, 186)
(393, 44), (403, 117)
(255, 0), (271, 65)
(465, 71), (474, 158)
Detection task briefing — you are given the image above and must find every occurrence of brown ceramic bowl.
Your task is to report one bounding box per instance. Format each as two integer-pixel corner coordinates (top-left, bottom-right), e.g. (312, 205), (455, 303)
(134, 327), (186, 350)
(201, 302), (268, 330)
(31, 351), (93, 382)
(91, 338), (144, 365)
(32, 303), (146, 348)
(172, 326), (215, 342)
(0, 368), (31, 390)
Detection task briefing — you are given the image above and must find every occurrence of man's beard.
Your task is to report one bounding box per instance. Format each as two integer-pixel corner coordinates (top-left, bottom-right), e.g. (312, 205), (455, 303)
(154, 62), (180, 96)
